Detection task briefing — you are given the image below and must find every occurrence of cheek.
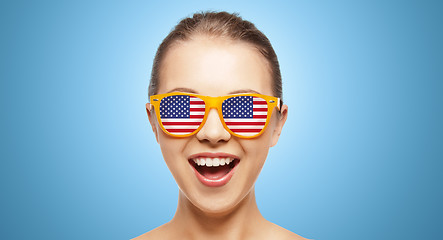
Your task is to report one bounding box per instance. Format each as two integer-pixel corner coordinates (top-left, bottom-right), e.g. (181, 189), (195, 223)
(157, 134), (187, 169)
(240, 121), (278, 173)
(244, 119), (277, 153)
(243, 139), (269, 158)
(241, 136), (272, 175)
(156, 135), (197, 192)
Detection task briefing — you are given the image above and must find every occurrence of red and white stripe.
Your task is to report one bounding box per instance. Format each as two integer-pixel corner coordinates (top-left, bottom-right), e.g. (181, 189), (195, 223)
(161, 97), (205, 135)
(224, 97), (268, 137)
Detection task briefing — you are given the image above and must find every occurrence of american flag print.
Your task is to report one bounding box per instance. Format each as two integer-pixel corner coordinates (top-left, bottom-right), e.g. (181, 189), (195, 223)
(160, 95), (205, 135)
(222, 96), (268, 137)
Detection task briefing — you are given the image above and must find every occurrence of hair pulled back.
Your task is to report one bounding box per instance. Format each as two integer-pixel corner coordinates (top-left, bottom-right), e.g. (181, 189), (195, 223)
(149, 11), (282, 100)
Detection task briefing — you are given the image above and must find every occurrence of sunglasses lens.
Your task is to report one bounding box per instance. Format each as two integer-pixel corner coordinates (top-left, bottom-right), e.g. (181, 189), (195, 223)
(159, 95), (205, 135)
(222, 96), (268, 137)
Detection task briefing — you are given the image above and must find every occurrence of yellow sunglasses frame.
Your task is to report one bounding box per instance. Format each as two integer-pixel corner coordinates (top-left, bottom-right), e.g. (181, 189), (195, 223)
(149, 92), (281, 139)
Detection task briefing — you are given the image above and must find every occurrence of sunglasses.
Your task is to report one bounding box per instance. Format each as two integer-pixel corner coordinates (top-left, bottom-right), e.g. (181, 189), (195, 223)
(149, 92), (281, 139)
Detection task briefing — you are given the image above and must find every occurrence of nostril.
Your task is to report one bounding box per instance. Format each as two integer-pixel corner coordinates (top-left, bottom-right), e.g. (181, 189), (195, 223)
(196, 110), (231, 142)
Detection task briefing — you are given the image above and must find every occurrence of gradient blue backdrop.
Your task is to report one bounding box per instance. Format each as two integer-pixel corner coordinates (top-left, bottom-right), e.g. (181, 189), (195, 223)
(1, 0), (442, 239)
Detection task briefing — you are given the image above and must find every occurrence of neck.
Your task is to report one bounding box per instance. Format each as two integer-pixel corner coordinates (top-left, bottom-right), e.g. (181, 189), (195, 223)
(170, 187), (267, 240)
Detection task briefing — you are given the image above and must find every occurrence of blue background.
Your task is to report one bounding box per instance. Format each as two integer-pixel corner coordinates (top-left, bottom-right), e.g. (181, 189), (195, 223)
(1, 0), (442, 239)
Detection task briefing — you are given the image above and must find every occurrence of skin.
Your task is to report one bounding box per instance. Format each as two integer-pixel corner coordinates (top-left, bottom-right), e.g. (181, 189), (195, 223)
(135, 36), (307, 240)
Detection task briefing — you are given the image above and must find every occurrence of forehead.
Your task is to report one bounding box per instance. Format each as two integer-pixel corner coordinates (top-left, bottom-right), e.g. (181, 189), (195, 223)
(158, 37), (273, 96)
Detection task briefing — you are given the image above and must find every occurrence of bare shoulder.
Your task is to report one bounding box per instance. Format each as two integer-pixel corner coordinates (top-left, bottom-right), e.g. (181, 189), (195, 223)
(131, 223), (172, 240)
(266, 221), (310, 240)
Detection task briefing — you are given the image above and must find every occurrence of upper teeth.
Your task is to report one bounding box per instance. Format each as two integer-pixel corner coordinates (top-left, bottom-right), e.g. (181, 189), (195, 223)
(192, 157), (234, 167)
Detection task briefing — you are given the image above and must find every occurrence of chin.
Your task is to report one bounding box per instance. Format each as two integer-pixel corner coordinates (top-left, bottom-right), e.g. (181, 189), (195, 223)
(194, 200), (238, 216)
(186, 187), (250, 216)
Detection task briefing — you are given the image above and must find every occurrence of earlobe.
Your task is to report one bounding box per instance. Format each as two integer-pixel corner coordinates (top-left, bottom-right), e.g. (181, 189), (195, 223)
(270, 104), (288, 147)
(146, 103), (159, 143)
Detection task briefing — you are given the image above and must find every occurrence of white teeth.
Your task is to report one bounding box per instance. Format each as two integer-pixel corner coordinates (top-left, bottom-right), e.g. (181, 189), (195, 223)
(213, 158), (220, 166)
(192, 157), (236, 167)
(205, 158), (213, 167)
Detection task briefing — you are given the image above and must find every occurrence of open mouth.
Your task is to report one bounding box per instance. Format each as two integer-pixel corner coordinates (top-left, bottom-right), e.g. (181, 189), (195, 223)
(189, 157), (239, 179)
(188, 156), (240, 187)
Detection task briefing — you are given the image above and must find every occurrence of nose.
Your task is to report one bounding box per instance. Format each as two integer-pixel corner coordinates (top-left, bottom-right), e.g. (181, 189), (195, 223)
(196, 108), (231, 143)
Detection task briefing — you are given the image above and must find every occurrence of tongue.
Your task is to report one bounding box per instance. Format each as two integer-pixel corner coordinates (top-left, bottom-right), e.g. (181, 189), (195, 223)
(199, 165), (232, 180)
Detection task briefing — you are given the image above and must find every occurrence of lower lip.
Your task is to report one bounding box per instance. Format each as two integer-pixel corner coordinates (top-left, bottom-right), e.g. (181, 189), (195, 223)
(190, 160), (239, 187)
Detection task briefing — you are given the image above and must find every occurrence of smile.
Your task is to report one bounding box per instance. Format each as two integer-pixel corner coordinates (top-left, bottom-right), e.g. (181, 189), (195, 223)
(188, 153), (240, 187)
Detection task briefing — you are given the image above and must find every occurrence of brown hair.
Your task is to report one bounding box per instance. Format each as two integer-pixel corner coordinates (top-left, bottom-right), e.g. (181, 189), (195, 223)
(149, 11), (282, 100)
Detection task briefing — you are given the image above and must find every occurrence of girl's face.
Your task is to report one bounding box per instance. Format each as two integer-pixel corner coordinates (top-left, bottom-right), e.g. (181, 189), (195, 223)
(147, 37), (288, 214)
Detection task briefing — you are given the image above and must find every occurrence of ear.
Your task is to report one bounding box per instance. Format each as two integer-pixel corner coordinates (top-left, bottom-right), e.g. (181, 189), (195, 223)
(269, 104), (288, 147)
(146, 103), (159, 143)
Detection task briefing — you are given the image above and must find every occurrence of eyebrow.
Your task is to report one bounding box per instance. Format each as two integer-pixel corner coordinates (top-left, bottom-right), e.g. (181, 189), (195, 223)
(167, 87), (198, 94)
(166, 88), (261, 95)
(228, 89), (261, 95)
